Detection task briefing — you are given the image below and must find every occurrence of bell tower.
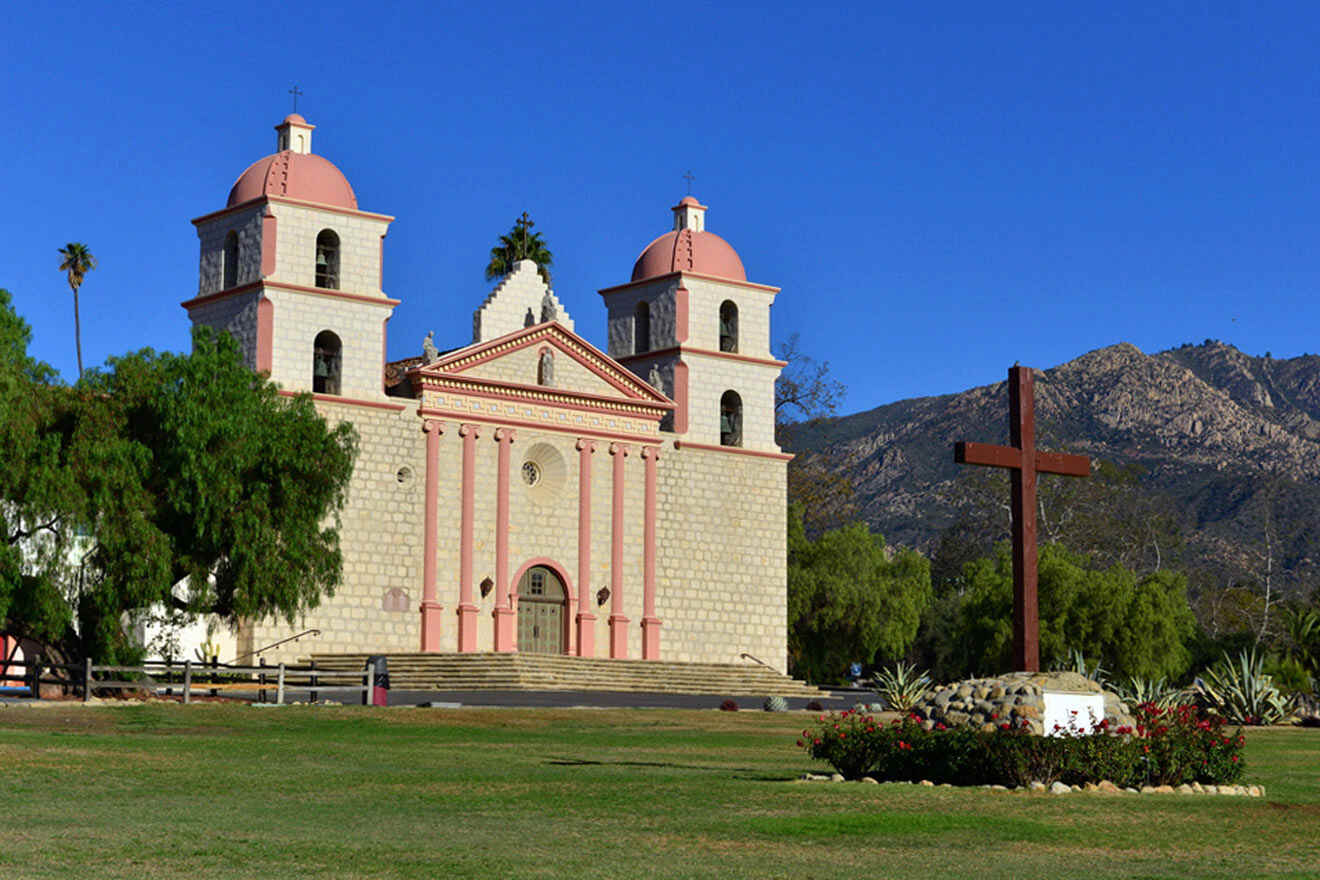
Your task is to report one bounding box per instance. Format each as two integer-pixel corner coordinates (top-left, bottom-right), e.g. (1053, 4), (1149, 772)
(184, 115), (397, 400)
(599, 196), (783, 453)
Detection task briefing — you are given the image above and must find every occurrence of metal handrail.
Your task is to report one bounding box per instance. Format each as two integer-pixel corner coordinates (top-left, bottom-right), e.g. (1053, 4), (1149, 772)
(230, 629), (321, 663)
(738, 652), (776, 671)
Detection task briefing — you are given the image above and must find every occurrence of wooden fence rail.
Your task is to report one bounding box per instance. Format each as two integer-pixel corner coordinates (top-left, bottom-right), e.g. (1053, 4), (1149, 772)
(0, 656), (378, 706)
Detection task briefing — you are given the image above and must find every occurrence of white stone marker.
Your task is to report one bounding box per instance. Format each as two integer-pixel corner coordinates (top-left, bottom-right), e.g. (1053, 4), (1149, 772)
(1042, 691), (1105, 736)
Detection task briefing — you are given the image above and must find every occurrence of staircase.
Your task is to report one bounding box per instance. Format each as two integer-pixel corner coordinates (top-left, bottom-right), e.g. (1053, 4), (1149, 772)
(302, 652), (830, 698)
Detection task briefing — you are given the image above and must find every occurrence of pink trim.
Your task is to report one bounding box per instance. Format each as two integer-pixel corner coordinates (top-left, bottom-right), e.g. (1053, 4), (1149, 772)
(192, 195), (395, 226)
(675, 286), (689, 344)
(420, 419), (445, 651)
(378, 234), (385, 293)
(674, 439), (794, 461)
(493, 428), (516, 652)
(278, 390), (409, 412)
(415, 376), (670, 419)
(608, 443), (630, 659)
(509, 557), (576, 655)
(575, 439), (598, 658)
(381, 318), (389, 392)
(260, 209), (277, 277)
(599, 271), (781, 296)
(672, 362), (689, 434)
(256, 298), (273, 374)
(617, 346), (787, 368)
(419, 321), (669, 404)
(417, 407), (661, 446)
(181, 280), (401, 311)
(457, 424), (482, 652)
(641, 445), (661, 660)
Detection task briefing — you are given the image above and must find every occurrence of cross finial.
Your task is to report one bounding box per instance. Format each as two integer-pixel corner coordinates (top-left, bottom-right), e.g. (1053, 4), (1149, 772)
(682, 170), (695, 195)
(516, 211), (534, 256)
(289, 84), (304, 113)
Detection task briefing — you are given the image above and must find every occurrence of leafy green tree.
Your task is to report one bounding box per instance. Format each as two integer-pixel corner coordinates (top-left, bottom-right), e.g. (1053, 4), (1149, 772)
(484, 213), (553, 284)
(0, 296), (358, 661)
(952, 544), (1197, 681)
(787, 504), (931, 683)
(57, 243), (96, 379)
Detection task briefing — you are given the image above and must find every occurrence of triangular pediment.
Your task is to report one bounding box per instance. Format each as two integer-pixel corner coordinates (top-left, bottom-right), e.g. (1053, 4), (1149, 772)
(410, 322), (672, 415)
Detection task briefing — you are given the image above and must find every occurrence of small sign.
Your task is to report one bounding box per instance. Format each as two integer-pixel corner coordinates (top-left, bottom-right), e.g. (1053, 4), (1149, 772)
(1042, 691), (1105, 737)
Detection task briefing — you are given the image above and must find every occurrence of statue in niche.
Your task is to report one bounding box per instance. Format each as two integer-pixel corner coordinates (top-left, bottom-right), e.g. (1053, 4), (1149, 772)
(540, 291), (558, 323)
(648, 364), (664, 394)
(538, 349), (554, 387)
(524, 307), (536, 328)
(422, 330), (439, 363)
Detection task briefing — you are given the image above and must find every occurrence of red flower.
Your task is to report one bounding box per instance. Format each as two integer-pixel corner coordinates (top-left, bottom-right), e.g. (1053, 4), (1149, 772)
(1232, 755), (1239, 762)
(814, 738), (822, 745)
(839, 733), (846, 740)
(898, 740), (911, 751)
(1000, 723), (1011, 731)
(990, 712), (998, 720)
(935, 722), (946, 731)
(797, 739), (804, 747)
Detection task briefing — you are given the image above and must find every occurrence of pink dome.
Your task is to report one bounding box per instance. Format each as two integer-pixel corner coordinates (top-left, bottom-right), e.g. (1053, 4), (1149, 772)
(631, 229), (746, 282)
(227, 152), (358, 210)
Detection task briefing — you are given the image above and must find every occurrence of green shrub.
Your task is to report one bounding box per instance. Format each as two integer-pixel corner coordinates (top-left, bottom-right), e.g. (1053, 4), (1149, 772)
(1195, 649), (1292, 725)
(1113, 675), (1184, 711)
(873, 661), (932, 712)
(797, 704), (1245, 786)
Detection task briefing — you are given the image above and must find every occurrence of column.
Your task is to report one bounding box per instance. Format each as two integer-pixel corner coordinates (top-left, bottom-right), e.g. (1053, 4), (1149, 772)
(492, 427), (517, 652)
(640, 445), (662, 660)
(608, 443), (630, 658)
(419, 419), (445, 651)
(575, 439), (598, 657)
(456, 423), (481, 651)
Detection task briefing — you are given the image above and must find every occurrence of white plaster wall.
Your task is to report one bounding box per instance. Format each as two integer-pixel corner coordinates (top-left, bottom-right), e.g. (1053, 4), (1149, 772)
(472, 261), (574, 343)
(195, 206), (265, 295)
(265, 288), (392, 399)
(268, 203), (390, 296)
(187, 290), (262, 369)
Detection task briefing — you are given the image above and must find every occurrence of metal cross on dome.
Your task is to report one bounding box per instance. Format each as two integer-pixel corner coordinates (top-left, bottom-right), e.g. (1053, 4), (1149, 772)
(682, 170), (695, 195)
(954, 365), (1091, 673)
(289, 84), (304, 113)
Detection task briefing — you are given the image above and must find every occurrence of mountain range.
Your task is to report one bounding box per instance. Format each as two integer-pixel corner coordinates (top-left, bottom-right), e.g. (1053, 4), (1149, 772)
(787, 340), (1320, 598)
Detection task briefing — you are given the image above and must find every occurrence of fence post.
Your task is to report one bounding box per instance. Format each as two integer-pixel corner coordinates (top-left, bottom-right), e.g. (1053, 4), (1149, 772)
(309, 660), (318, 705)
(210, 655), (218, 698)
(259, 657), (267, 704)
(276, 663), (286, 705)
(83, 657), (92, 703)
(182, 660), (192, 704)
(28, 652), (41, 700)
(164, 656), (173, 698)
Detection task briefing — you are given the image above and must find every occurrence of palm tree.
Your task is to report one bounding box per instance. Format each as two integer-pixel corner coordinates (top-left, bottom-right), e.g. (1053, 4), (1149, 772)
(58, 242), (97, 379)
(484, 212), (553, 285)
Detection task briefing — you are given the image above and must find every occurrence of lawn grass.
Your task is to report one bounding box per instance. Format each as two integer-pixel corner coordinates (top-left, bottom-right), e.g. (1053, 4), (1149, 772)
(0, 703), (1316, 879)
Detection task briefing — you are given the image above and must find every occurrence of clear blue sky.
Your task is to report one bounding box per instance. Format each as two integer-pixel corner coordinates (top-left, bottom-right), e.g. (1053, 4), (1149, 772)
(5, 2), (1320, 414)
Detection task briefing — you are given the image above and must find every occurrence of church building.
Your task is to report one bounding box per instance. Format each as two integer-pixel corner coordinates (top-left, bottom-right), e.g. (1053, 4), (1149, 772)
(182, 115), (790, 670)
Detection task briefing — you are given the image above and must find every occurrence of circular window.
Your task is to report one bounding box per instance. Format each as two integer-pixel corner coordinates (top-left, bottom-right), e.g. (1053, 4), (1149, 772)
(520, 442), (567, 505)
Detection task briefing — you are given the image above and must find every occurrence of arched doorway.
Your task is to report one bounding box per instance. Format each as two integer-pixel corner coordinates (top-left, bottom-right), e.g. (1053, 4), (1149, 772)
(516, 565), (567, 653)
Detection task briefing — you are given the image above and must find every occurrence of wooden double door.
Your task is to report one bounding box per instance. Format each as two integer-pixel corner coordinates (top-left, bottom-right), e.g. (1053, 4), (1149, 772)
(516, 566), (566, 654)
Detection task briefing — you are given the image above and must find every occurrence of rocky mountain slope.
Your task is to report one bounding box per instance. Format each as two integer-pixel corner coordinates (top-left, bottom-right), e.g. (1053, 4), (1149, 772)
(788, 340), (1320, 595)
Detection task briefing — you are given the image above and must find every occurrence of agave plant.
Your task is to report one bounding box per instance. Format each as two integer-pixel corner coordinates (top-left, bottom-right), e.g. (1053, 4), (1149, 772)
(873, 661), (933, 712)
(1113, 675), (1184, 711)
(1195, 649), (1294, 725)
(1058, 648), (1110, 687)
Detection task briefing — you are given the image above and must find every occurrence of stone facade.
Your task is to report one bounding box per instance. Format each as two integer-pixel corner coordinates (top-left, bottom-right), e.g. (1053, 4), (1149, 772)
(191, 117), (789, 672)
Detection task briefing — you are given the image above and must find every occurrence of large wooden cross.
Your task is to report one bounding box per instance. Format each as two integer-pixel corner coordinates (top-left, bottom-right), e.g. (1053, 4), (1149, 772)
(954, 365), (1090, 672)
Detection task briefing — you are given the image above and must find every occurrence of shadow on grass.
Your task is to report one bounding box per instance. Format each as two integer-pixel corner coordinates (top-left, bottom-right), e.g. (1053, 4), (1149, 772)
(547, 757), (790, 781)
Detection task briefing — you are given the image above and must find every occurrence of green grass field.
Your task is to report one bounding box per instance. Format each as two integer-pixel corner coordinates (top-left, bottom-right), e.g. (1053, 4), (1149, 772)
(0, 703), (1316, 879)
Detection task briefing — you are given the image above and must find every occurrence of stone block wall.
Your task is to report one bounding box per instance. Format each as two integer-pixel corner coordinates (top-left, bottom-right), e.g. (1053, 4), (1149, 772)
(683, 277), (776, 359)
(187, 290), (262, 369)
(606, 279), (674, 357)
(195, 206), (265, 295)
(268, 203), (391, 296)
(265, 289), (392, 400)
(472, 261), (574, 343)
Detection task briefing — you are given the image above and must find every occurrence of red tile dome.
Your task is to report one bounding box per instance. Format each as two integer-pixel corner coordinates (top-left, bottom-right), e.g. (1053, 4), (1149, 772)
(227, 151), (358, 210)
(631, 228), (746, 282)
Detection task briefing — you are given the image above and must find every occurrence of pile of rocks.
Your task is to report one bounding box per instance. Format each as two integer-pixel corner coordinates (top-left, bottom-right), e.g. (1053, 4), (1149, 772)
(795, 774), (1266, 796)
(911, 671), (1135, 735)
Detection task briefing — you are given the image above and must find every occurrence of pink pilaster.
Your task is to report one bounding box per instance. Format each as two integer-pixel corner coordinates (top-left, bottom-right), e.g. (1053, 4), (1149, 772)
(493, 427), (517, 652)
(575, 439), (598, 657)
(419, 419), (445, 651)
(456, 423), (481, 652)
(641, 445), (662, 659)
(608, 443), (631, 658)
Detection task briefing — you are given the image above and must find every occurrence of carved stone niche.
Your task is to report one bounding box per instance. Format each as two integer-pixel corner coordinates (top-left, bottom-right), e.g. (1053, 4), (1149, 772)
(382, 588), (410, 613)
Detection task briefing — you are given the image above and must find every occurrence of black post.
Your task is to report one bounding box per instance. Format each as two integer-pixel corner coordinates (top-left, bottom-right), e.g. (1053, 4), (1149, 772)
(164, 656), (173, 697)
(309, 659), (318, 705)
(28, 651), (41, 700)
(210, 655), (218, 698)
(259, 657), (267, 704)
(83, 656), (92, 702)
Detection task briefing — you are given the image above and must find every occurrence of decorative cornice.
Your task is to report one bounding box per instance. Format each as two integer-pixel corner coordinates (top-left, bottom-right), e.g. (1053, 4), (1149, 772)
(182, 280), (400, 311)
(418, 373), (670, 421)
(673, 439), (794, 461)
(192, 195), (394, 227)
(617, 346), (788, 368)
(277, 390), (410, 412)
(598, 271), (780, 296)
(421, 408), (658, 446)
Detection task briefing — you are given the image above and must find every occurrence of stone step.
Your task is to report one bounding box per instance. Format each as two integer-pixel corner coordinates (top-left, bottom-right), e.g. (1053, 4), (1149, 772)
(303, 652), (829, 697)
